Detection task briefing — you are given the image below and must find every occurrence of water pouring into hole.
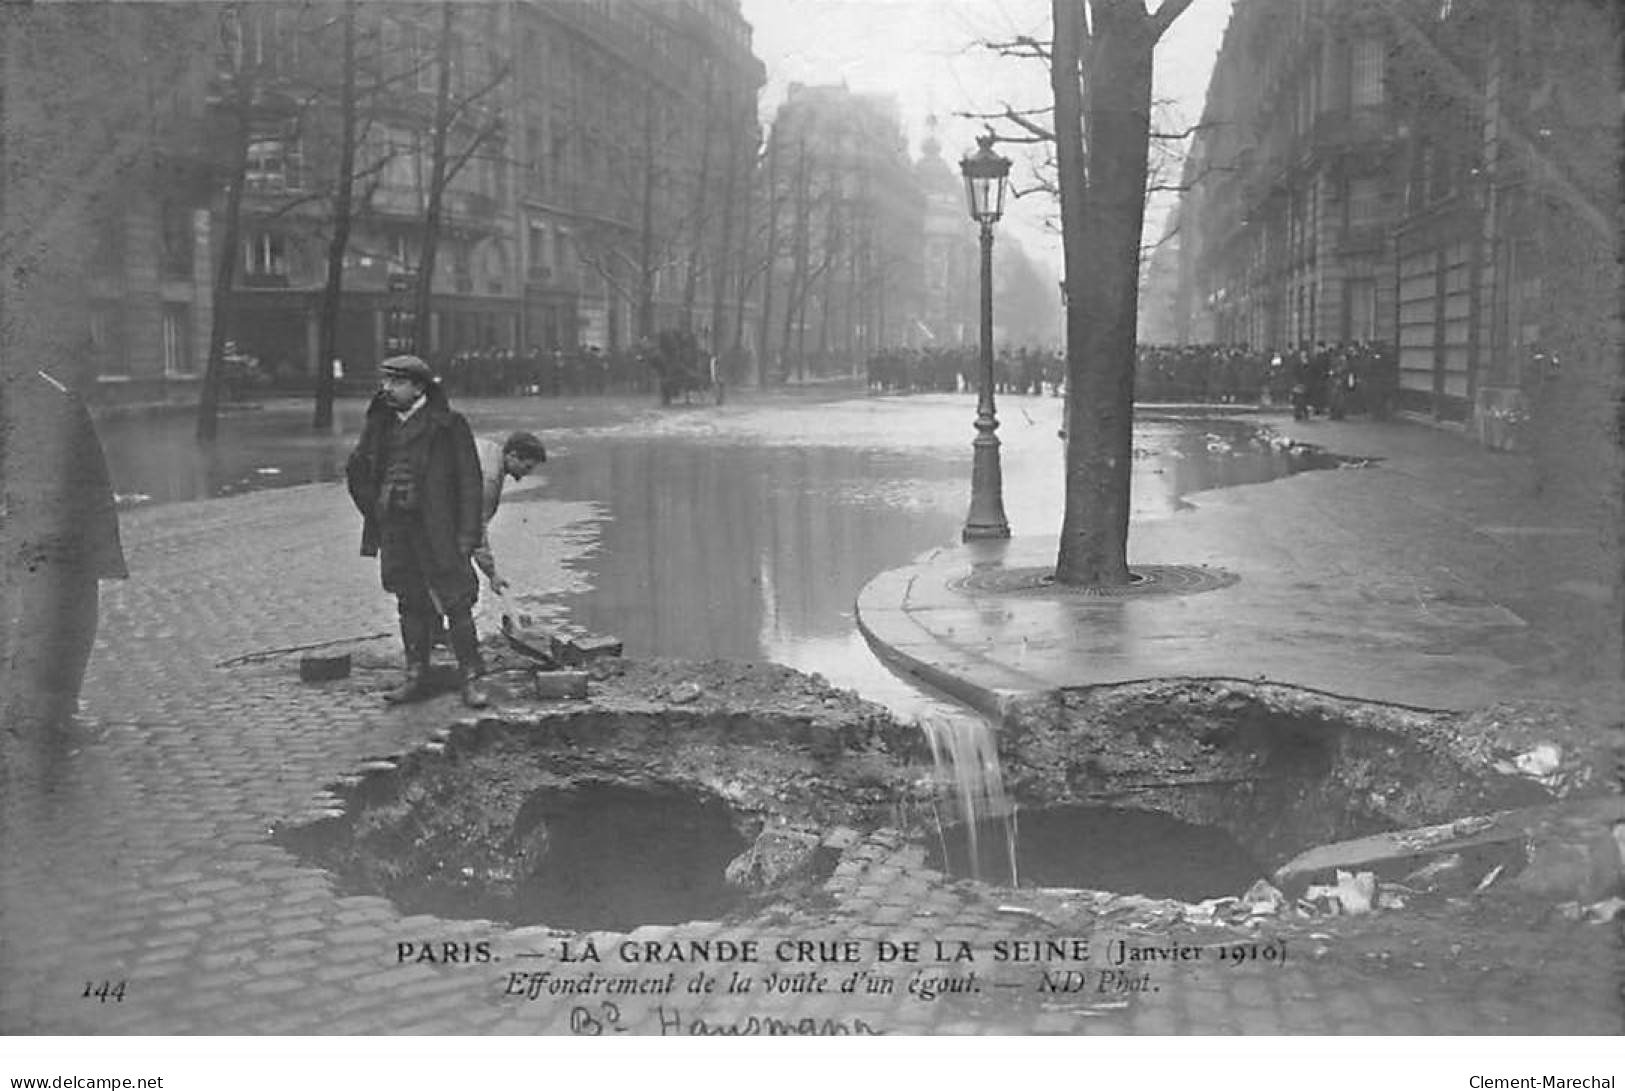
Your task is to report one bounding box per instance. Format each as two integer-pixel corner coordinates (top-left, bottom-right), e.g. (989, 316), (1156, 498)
(916, 712), (1019, 886)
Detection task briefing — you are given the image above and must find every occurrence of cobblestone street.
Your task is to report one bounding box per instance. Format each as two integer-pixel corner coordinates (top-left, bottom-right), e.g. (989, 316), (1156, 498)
(2, 397), (1620, 1037)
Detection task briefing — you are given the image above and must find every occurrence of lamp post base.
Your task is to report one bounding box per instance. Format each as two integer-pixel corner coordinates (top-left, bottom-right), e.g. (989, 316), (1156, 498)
(962, 521), (1012, 541)
(962, 428), (1010, 541)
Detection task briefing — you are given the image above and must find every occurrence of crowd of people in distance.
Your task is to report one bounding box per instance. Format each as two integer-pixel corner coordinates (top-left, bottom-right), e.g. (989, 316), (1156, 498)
(432, 345), (657, 399)
(864, 341), (1401, 420)
(865, 346), (1063, 396)
(1134, 342), (1398, 417)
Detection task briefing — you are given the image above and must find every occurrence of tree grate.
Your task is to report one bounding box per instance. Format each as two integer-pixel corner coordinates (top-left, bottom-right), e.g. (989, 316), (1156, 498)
(950, 564), (1239, 598)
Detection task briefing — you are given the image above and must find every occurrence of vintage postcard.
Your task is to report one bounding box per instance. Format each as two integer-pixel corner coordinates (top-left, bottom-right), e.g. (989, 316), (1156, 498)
(1, 0), (1620, 1083)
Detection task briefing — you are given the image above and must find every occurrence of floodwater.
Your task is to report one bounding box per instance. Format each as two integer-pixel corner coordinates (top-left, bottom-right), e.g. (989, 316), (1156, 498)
(927, 805), (1269, 902)
(97, 390), (1336, 717)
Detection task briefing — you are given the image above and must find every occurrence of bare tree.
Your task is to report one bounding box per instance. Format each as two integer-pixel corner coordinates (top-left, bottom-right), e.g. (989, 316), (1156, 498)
(565, 82), (702, 346)
(753, 123), (784, 385)
(410, 2), (510, 355)
(312, 0), (358, 430)
(196, 5), (267, 442)
(1053, 0), (1195, 585)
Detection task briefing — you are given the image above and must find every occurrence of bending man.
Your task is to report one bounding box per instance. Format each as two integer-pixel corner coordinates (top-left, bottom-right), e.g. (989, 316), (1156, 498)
(472, 431), (547, 595)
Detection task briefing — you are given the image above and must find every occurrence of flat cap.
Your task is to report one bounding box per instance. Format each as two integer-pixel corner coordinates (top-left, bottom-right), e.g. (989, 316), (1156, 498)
(379, 355), (435, 383)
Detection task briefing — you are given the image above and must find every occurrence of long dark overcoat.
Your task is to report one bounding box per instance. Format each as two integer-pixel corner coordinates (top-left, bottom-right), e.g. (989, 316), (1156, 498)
(344, 385), (483, 592)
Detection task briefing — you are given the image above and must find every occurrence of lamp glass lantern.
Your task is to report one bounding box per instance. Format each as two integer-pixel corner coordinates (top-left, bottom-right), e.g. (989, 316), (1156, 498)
(960, 133), (1012, 226)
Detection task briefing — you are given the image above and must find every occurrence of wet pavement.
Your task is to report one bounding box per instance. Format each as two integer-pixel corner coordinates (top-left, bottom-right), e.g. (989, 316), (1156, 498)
(857, 413), (1624, 720)
(3, 389), (1620, 1036)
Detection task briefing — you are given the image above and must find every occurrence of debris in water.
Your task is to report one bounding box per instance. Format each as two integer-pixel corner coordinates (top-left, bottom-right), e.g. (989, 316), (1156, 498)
(1304, 869), (1377, 915)
(1404, 853), (1465, 890)
(1584, 896), (1625, 922)
(1513, 743), (1563, 778)
(1242, 879), (1286, 916)
(1475, 864), (1506, 892)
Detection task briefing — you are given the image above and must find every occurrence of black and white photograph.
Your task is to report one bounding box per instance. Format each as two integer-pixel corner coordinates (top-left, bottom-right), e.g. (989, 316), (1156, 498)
(1, 0), (1620, 1078)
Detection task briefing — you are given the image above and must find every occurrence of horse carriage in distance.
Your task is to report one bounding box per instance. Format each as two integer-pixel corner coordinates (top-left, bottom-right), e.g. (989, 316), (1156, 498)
(639, 329), (724, 407)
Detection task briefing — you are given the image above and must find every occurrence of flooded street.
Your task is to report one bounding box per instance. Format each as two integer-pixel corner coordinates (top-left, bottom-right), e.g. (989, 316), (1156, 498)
(98, 390), (1335, 716)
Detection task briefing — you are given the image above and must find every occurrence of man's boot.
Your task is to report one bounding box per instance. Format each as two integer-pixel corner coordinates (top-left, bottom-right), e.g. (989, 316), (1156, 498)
(446, 608), (490, 709)
(384, 614), (434, 704)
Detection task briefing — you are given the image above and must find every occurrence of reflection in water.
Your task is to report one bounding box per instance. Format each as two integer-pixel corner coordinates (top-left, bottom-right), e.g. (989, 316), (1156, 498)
(98, 405), (368, 505)
(546, 440), (962, 669)
(540, 416), (1332, 704)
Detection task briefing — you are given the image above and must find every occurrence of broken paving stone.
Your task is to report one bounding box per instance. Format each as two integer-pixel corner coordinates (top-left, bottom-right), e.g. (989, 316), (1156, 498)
(1241, 879), (1287, 915)
(548, 633), (624, 667)
(1304, 870), (1377, 915)
(724, 826), (823, 890)
(299, 652), (352, 682)
(585, 658), (625, 682)
(667, 681), (703, 704)
(1513, 743), (1564, 779)
(821, 826), (862, 851)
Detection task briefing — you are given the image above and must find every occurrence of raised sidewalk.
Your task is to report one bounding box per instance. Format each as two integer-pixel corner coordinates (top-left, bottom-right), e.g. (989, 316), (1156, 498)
(858, 415), (1622, 729)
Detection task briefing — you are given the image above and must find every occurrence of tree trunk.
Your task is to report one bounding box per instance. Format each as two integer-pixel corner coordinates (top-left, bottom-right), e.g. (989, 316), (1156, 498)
(681, 66), (714, 333)
(712, 92), (740, 378)
(197, 104), (251, 442)
(637, 84), (657, 340)
(1054, 0), (1184, 585)
(756, 126), (781, 386)
(313, 0), (358, 430)
(411, 2), (455, 358)
(730, 112), (755, 381)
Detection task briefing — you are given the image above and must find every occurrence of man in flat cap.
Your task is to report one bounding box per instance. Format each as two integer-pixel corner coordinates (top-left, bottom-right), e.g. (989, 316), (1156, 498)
(345, 355), (490, 707)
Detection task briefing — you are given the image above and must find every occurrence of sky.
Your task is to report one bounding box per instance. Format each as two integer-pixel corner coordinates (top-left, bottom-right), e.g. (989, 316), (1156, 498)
(737, 0), (1236, 272)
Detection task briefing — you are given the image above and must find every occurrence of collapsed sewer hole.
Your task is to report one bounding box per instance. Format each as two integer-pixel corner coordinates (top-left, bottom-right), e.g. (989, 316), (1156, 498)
(926, 806), (1270, 903)
(413, 782), (747, 931)
(272, 704), (929, 932)
(274, 680), (1572, 931)
(913, 683), (1562, 905)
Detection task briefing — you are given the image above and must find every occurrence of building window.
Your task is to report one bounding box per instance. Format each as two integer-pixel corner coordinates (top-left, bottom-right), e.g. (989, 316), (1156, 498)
(528, 225), (548, 278)
(160, 201), (194, 278)
(373, 125), (419, 193)
(483, 242), (508, 295)
(1410, 144), (1435, 211)
(244, 231), (287, 278)
(217, 8), (243, 72)
(1351, 39), (1385, 108)
(162, 304), (193, 376)
(526, 124), (544, 194)
(90, 215), (125, 277)
(1347, 178), (1382, 226)
(246, 137), (303, 193)
(390, 231), (415, 272)
(271, 8), (301, 75)
(89, 301), (129, 377)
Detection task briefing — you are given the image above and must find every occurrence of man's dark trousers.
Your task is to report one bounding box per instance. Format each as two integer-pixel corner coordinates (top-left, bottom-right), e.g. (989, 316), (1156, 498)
(379, 511), (482, 681)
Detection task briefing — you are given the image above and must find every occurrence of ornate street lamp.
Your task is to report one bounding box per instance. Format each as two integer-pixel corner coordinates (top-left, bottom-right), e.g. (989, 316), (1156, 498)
(959, 132), (1012, 540)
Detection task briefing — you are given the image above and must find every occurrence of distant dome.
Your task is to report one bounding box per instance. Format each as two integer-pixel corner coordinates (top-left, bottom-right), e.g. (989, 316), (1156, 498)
(915, 115), (958, 197)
